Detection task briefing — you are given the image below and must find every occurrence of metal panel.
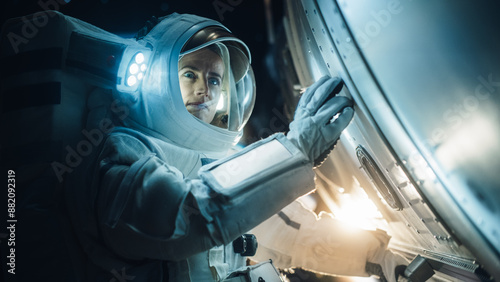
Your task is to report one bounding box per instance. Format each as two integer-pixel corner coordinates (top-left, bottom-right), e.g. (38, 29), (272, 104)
(336, 2), (500, 265)
(278, 0), (499, 279)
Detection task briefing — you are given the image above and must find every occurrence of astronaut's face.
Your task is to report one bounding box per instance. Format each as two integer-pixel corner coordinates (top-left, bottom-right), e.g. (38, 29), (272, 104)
(178, 47), (225, 124)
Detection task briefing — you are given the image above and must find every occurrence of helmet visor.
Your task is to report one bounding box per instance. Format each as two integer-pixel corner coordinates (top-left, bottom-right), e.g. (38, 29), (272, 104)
(179, 34), (255, 132)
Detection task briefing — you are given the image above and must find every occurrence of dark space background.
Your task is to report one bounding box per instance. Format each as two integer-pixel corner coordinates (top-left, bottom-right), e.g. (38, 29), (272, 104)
(0, 1), (376, 281)
(1, 0), (289, 144)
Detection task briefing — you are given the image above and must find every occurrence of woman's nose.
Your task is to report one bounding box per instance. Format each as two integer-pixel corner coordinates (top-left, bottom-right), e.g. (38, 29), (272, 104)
(195, 77), (210, 97)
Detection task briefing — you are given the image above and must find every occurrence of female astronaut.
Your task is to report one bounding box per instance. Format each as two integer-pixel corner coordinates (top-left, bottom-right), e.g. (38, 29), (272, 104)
(54, 12), (406, 282)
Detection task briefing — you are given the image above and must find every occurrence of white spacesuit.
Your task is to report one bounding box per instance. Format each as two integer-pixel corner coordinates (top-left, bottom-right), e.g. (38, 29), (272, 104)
(1, 10), (405, 282)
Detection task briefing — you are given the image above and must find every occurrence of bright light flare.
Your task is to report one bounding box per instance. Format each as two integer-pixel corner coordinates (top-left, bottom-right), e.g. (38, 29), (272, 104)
(436, 115), (498, 172)
(334, 192), (384, 230)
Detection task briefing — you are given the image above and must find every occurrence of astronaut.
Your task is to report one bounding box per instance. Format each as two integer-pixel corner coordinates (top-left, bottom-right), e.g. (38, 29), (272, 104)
(0, 10), (405, 282)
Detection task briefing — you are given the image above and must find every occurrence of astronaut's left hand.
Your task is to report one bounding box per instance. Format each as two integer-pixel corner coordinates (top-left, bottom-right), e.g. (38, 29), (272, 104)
(287, 76), (354, 166)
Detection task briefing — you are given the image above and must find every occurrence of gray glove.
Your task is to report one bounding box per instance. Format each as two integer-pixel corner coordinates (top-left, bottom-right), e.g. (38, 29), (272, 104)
(287, 76), (354, 166)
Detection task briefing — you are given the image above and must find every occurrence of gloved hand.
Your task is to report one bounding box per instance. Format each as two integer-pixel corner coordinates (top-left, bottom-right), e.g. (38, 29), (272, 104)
(287, 76), (354, 166)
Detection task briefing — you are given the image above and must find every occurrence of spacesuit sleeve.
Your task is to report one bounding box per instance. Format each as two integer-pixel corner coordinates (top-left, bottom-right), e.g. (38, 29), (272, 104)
(250, 200), (392, 277)
(95, 131), (316, 262)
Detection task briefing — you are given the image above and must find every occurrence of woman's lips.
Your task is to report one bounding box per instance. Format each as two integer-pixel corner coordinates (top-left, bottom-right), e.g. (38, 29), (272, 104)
(187, 101), (208, 110)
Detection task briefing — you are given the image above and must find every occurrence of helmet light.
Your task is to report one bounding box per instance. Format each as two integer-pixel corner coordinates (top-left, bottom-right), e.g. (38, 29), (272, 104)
(117, 48), (151, 94)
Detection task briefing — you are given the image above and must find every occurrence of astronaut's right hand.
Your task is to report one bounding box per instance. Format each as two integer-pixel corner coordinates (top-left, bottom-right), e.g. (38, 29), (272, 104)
(286, 76), (354, 166)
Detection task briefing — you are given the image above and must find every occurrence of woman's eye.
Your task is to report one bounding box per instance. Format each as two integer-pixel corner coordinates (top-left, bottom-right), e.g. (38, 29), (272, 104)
(209, 78), (221, 86)
(183, 71), (195, 79)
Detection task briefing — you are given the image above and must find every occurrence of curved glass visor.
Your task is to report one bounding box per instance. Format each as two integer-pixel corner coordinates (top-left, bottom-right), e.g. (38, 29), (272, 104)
(178, 42), (255, 132)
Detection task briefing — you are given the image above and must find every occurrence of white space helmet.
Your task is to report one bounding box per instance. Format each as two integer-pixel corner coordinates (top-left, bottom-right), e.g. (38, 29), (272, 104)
(121, 13), (255, 157)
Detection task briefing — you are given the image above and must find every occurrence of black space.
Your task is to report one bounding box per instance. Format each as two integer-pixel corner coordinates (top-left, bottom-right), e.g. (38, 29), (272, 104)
(0, 2), (381, 281)
(1, 0), (288, 143)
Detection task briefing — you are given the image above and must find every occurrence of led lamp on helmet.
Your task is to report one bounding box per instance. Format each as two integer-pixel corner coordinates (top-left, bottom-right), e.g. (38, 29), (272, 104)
(122, 14), (256, 157)
(117, 48), (152, 94)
